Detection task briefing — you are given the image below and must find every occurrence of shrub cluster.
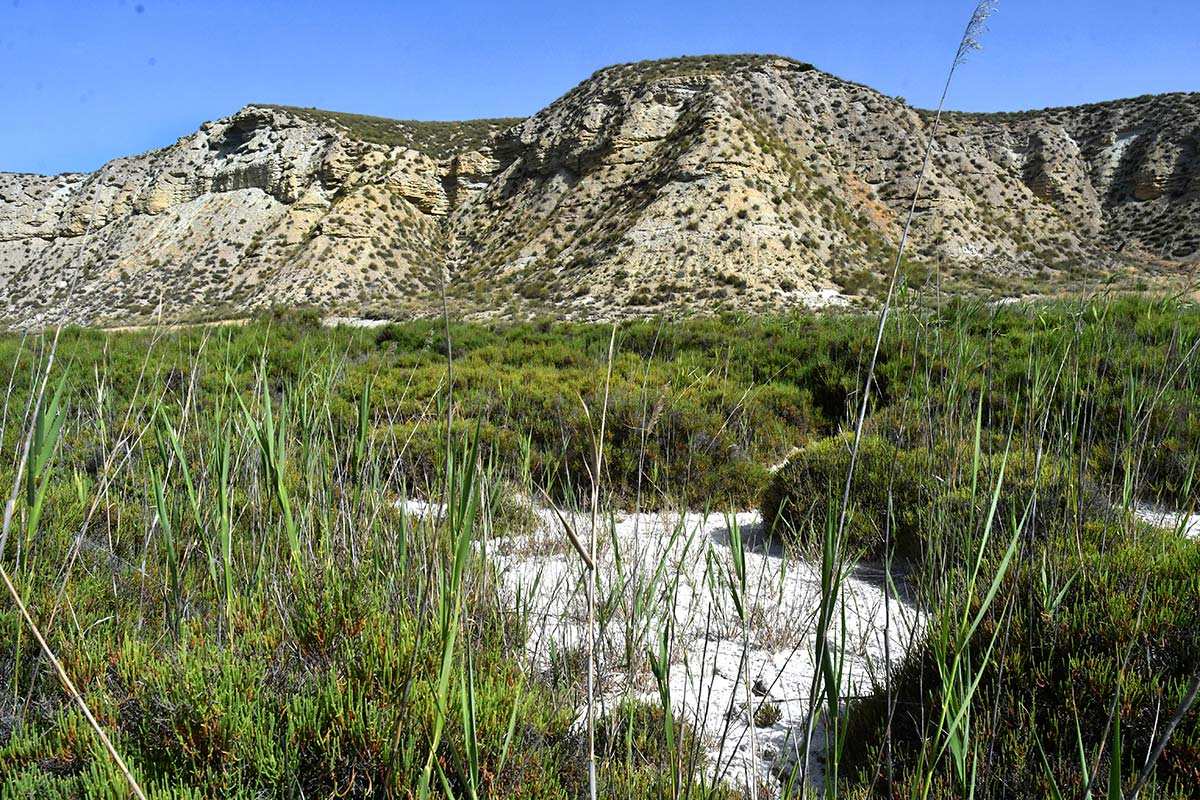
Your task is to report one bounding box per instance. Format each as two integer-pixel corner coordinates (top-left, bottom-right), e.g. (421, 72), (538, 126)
(840, 521), (1200, 798)
(762, 432), (1104, 561)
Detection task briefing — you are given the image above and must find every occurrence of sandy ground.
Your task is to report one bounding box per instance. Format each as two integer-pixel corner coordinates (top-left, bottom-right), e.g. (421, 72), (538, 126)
(404, 499), (921, 794)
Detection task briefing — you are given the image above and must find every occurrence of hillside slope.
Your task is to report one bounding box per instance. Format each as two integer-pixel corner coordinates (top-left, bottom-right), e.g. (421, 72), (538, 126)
(1, 55), (1197, 327)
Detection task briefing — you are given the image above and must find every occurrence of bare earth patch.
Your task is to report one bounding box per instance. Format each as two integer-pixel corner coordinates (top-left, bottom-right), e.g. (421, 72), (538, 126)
(482, 506), (922, 794)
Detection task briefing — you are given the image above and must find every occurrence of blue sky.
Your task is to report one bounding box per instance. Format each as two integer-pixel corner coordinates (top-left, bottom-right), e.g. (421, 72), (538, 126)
(2, 0), (1197, 174)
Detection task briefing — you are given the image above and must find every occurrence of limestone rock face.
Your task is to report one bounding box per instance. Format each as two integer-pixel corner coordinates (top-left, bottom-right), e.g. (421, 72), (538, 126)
(1, 55), (1197, 327)
(0, 103), (482, 325)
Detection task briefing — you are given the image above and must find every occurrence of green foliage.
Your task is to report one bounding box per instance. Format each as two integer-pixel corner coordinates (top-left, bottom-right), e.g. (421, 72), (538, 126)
(762, 433), (1104, 560)
(4, 296), (1199, 509)
(1, 296), (1199, 798)
(0, 354), (724, 798)
(841, 522), (1200, 798)
(0, 560), (579, 797)
(595, 700), (735, 798)
(261, 105), (522, 159)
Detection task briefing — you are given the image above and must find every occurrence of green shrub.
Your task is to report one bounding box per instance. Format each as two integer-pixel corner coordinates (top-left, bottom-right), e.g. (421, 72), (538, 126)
(762, 433), (1105, 560)
(596, 701), (738, 799)
(840, 523), (1200, 798)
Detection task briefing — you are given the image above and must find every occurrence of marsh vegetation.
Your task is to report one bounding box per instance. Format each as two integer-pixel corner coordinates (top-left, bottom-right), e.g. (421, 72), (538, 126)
(0, 296), (1197, 798)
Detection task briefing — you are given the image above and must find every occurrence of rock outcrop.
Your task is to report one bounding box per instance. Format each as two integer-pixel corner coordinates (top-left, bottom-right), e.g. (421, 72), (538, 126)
(1, 55), (1196, 327)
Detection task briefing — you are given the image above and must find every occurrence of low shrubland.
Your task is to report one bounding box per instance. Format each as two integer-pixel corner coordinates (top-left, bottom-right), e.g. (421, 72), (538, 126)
(839, 518), (1200, 798)
(0, 295), (1198, 797)
(761, 433), (1105, 561)
(3, 296), (1196, 510)
(0, 352), (733, 798)
(761, 424), (1198, 797)
(753, 297), (1200, 799)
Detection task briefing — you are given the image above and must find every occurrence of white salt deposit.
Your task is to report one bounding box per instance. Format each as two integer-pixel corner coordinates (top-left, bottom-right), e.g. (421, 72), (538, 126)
(1134, 504), (1200, 539)
(322, 316), (392, 328)
(481, 505), (921, 794)
(396, 488), (1197, 794)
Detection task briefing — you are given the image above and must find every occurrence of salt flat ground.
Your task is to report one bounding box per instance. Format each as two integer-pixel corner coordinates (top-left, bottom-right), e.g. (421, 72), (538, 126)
(1134, 504), (1200, 539)
(397, 495), (1198, 796)
(404, 499), (922, 793)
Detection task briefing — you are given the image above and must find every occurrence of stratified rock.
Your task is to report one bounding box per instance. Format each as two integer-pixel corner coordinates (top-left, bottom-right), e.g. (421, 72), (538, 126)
(1, 55), (1196, 327)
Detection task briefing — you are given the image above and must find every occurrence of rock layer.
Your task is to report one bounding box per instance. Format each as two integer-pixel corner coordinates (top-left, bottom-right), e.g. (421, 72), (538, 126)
(1, 55), (1197, 327)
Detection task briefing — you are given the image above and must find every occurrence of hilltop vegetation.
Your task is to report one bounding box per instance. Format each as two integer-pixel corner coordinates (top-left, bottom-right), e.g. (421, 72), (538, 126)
(260, 105), (522, 159)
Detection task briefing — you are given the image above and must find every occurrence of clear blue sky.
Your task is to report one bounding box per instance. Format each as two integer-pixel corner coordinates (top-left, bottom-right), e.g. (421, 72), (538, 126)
(2, 0), (1197, 175)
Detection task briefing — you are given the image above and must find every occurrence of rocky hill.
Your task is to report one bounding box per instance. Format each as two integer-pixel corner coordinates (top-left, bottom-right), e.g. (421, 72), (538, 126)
(1, 54), (1197, 327)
